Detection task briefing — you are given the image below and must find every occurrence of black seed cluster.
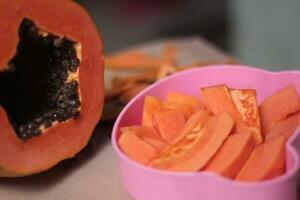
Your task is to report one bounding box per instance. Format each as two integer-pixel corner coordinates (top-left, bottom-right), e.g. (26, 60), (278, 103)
(5, 19), (81, 140)
(18, 81), (81, 140)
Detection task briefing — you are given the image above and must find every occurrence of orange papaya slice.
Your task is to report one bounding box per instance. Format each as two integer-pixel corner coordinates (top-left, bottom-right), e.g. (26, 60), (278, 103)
(205, 132), (255, 178)
(121, 125), (167, 151)
(142, 96), (164, 127)
(167, 92), (203, 111)
(142, 96), (195, 127)
(200, 84), (244, 132)
(150, 112), (234, 172)
(105, 51), (163, 70)
(162, 101), (195, 119)
(230, 89), (263, 145)
(236, 135), (286, 181)
(118, 130), (158, 165)
(170, 109), (210, 144)
(152, 111), (186, 142)
(260, 85), (300, 135)
(265, 113), (300, 142)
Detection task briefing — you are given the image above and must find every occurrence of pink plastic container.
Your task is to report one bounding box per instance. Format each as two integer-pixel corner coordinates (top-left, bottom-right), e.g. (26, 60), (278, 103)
(111, 65), (300, 200)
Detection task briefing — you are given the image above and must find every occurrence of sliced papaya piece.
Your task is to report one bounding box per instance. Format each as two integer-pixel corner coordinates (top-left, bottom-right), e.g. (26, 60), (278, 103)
(142, 96), (164, 127)
(205, 133), (255, 178)
(265, 113), (300, 142)
(150, 112), (234, 172)
(152, 111), (186, 142)
(170, 109), (210, 144)
(167, 92), (203, 111)
(121, 125), (167, 151)
(162, 101), (195, 119)
(260, 85), (300, 134)
(230, 89), (263, 145)
(142, 96), (195, 127)
(200, 84), (244, 132)
(236, 135), (286, 181)
(118, 130), (158, 165)
(105, 51), (163, 70)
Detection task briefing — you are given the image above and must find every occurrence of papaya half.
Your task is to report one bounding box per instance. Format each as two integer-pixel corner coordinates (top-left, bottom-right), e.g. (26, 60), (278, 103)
(0, 0), (104, 176)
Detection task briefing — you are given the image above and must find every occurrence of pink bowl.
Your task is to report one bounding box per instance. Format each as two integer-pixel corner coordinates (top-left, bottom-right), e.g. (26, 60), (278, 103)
(111, 65), (300, 200)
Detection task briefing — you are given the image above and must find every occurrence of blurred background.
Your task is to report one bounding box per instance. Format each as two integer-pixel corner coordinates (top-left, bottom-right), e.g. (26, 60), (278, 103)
(77, 0), (300, 71)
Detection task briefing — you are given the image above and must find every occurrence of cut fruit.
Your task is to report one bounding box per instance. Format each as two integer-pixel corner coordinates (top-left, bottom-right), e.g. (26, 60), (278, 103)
(230, 89), (262, 145)
(205, 133), (255, 178)
(162, 101), (195, 120)
(118, 130), (158, 165)
(200, 84), (244, 132)
(167, 92), (203, 111)
(150, 112), (234, 172)
(236, 136), (286, 181)
(152, 111), (186, 142)
(121, 125), (166, 151)
(201, 85), (263, 145)
(170, 109), (210, 144)
(142, 96), (195, 127)
(105, 51), (163, 70)
(260, 85), (300, 135)
(142, 96), (164, 127)
(0, 0), (104, 176)
(118, 84), (297, 181)
(265, 113), (300, 142)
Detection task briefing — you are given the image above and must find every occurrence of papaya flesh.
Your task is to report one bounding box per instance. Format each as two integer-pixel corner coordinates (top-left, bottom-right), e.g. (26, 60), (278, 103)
(201, 85), (263, 145)
(200, 84), (245, 132)
(236, 136), (286, 181)
(152, 110), (186, 142)
(149, 110), (211, 169)
(118, 130), (158, 165)
(167, 92), (203, 111)
(205, 132), (255, 178)
(170, 109), (210, 144)
(142, 96), (195, 127)
(162, 101), (195, 120)
(105, 51), (163, 70)
(264, 113), (300, 142)
(260, 85), (300, 135)
(230, 89), (263, 145)
(0, 0), (104, 176)
(142, 96), (164, 127)
(150, 112), (234, 172)
(121, 125), (167, 151)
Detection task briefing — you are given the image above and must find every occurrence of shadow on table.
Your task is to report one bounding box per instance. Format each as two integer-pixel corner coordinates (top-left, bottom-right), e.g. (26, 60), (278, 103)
(0, 121), (114, 191)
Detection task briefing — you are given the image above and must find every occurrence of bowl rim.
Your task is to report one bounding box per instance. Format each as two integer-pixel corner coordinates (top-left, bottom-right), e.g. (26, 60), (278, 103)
(111, 64), (300, 189)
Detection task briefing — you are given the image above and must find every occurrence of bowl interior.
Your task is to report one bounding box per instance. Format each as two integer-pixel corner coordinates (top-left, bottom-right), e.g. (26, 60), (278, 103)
(113, 65), (300, 177)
